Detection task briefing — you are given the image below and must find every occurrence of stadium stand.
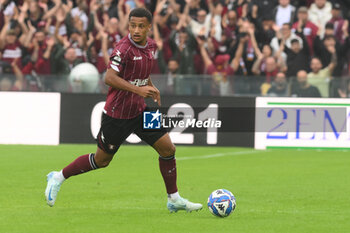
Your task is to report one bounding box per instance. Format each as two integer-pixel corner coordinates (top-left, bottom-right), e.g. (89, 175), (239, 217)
(0, 0), (349, 97)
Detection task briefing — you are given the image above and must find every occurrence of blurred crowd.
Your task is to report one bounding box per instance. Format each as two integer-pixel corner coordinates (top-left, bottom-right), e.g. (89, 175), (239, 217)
(0, 0), (350, 97)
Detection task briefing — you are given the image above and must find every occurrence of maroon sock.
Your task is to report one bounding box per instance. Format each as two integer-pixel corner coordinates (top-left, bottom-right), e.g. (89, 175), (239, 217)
(159, 155), (178, 194)
(62, 153), (98, 179)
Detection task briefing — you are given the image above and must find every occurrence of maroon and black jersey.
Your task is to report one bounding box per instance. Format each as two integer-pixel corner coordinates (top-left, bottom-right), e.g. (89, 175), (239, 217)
(104, 34), (157, 119)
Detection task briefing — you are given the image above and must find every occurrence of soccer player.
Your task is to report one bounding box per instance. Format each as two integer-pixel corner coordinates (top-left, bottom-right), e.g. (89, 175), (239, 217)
(45, 8), (202, 213)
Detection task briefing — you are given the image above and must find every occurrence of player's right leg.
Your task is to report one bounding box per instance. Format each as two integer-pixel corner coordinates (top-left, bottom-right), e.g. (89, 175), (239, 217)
(151, 134), (203, 213)
(45, 148), (114, 207)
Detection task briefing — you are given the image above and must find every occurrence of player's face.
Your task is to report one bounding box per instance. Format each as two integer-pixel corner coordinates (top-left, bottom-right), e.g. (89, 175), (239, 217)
(129, 17), (151, 46)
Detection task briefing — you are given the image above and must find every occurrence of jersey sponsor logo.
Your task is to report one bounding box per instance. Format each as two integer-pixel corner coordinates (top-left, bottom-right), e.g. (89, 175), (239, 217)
(133, 56), (142, 60)
(129, 79), (148, 87)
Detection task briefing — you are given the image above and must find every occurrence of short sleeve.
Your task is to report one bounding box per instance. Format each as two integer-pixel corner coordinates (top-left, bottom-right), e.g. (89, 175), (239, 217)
(108, 44), (128, 73)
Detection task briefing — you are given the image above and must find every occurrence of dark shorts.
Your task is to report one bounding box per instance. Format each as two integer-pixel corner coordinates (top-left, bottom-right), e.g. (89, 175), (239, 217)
(96, 110), (167, 155)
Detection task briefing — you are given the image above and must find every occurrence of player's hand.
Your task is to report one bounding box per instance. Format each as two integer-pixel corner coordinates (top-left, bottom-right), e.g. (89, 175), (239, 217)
(152, 86), (161, 106)
(137, 86), (157, 98)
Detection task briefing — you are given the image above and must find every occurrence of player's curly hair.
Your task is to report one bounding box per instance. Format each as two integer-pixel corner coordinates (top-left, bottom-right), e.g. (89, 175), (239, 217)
(129, 8), (153, 24)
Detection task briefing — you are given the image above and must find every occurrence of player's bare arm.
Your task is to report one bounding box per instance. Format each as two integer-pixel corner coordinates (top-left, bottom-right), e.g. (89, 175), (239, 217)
(105, 68), (157, 98)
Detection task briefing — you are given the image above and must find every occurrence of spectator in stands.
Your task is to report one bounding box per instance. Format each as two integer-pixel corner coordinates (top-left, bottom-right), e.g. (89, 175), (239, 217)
(324, 22), (335, 37)
(197, 34), (246, 96)
(186, 0), (208, 20)
(292, 6), (318, 55)
(71, 0), (88, 31)
(270, 23), (303, 60)
(281, 28), (310, 76)
(22, 30), (54, 75)
(152, 0), (178, 62)
(252, 52), (286, 83)
(0, 0), (349, 95)
(274, 0), (296, 27)
(314, 30), (349, 77)
(169, 17), (197, 74)
(266, 72), (288, 97)
(222, 9), (238, 45)
(0, 58), (24, 91)
(307, 53), (336, 97)
(249, 24), (276, 78)
(292, 70), (321, 97)
(24, 0), (62, 29)
(232, 20), (256, 76)
(338, 79), (350, 98)
(99, 0), (119, 19)
(328, 2), (349, 45)
(52, 46), (82, 75)
(184, 0), (222, 40)
(0, 8), (35, 73)
(308, 0), (332, 38)
(251, 14), (276, 47)
(186, 7), (210, 38)
(154, 19), (181, 94)
(207, 1), (224, 42)
(252, 0), (278, 21)
(0, 28), (23, 73)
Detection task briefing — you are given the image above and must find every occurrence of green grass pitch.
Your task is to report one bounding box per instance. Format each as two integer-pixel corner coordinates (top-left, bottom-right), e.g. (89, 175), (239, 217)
(0, 144), (349, 233)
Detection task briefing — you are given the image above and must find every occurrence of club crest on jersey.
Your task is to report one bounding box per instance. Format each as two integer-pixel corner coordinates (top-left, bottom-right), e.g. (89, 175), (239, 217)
(129, 79), (148, 87)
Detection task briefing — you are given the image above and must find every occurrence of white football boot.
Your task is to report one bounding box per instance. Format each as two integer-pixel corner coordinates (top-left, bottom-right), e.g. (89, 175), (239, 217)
(45, 171), (62, 207)
(167, 197), (203, 213)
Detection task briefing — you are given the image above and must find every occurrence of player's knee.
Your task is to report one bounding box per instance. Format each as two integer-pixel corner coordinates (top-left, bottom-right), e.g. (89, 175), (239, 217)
(160, 145), (176, 157)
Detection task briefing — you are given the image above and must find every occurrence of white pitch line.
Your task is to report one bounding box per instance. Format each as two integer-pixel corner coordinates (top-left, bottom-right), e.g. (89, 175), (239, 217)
(177, 150), (263, 161)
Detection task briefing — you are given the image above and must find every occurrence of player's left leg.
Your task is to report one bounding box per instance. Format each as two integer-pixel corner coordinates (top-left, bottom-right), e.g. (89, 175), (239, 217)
(45, 148), (116, 207)
(45, 113), (133, 207)
(151, 134), (203, 213)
